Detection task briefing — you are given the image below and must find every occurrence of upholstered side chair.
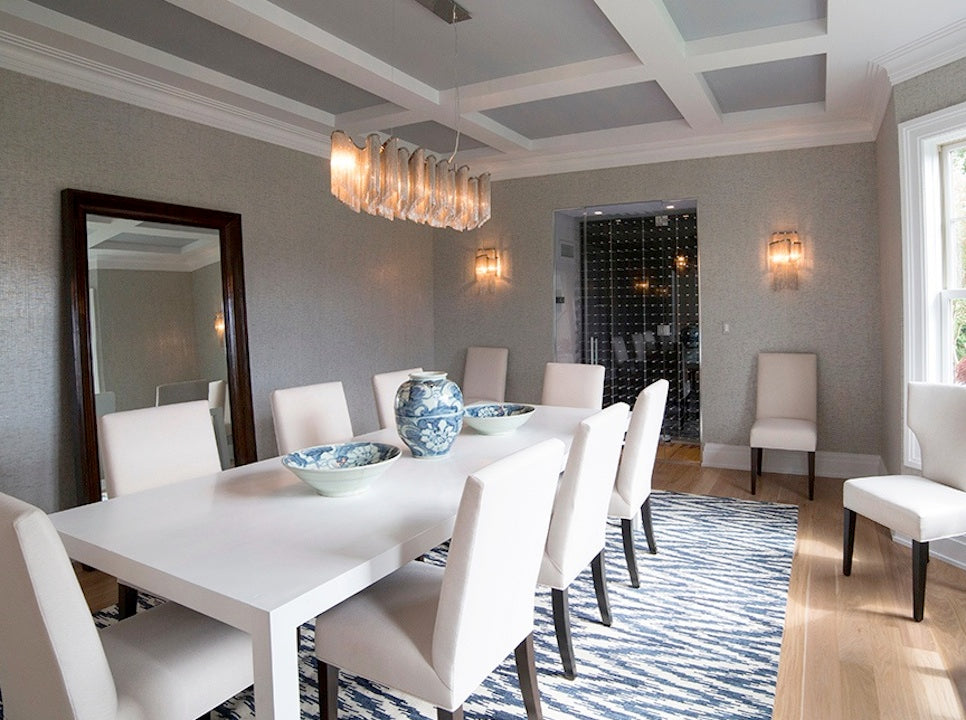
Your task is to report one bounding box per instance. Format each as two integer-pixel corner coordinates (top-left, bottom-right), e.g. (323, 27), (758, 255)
(749, 352), (818, 500)
(609, 379), (669, 587)
(538, 402), (629, 679)
(461, 346), (508, 404)
(843, 382), (966, 621)
(0, 491), (253, 720)
(540, 362), (605, 410)
(372, 367), (423, 429)
(314, 439), (566, 720)
(271, 381), (354, 455)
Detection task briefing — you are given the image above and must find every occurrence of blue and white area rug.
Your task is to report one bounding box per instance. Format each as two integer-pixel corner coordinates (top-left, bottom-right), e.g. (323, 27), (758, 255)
(0, 491), (798, 720)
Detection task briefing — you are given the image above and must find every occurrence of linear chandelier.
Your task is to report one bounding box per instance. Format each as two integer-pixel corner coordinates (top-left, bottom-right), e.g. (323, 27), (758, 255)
(329, 131), (491, 231)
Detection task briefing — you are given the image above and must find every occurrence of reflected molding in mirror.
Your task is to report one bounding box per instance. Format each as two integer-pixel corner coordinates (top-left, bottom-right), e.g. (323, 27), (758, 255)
(63, 189), (257, 504)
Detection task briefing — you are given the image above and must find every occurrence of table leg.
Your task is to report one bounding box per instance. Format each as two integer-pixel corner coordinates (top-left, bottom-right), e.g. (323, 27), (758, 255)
(252, 615), (302, 720)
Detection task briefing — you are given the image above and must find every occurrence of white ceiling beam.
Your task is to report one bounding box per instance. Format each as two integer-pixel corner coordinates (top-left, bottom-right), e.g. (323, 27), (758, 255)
(593, 0), (721, 131)
(162, 0), (442, 112)
(457, 53), (651, 112)
(687, 20), (829, 72)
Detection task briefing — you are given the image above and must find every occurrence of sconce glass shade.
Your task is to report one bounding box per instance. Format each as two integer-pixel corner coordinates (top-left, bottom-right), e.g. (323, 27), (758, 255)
(329, 131), (491, 232)
(768, 231), (803, 290)
(214, 311), (226, 337)
(475, 247), (500, 277)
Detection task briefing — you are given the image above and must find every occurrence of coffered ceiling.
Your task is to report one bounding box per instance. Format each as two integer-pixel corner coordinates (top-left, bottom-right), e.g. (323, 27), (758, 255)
(2, 0), (965, 179)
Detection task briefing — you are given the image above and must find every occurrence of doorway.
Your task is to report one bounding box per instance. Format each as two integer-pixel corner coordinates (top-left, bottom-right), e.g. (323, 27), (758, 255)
(553, 201), (700, 444)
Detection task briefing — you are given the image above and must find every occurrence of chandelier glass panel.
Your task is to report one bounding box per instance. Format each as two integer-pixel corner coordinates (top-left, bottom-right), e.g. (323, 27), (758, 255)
(330, 131), (491, 232)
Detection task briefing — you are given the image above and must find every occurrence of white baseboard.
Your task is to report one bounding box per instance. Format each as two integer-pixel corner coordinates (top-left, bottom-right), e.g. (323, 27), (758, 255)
(701, 443), (886, 479)
(892, 532), (966, 572)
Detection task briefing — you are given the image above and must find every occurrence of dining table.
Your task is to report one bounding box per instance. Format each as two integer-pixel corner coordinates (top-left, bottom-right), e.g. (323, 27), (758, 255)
(50, 403), (595, 720)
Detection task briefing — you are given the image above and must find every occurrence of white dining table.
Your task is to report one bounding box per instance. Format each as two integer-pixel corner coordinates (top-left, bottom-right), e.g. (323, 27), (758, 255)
(50, 404), (594, 720)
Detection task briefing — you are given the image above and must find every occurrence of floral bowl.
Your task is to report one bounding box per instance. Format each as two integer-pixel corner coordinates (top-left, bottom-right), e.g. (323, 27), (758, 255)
(463, 403), (536, 435)
(282, 442), (401, 496)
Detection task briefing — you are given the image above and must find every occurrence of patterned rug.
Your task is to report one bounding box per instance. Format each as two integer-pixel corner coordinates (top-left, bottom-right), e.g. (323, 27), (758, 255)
(0, 491), (798, 719)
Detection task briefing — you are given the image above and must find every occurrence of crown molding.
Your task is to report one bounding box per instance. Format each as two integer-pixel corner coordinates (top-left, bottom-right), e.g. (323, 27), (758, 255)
(875, 19), (966, 85)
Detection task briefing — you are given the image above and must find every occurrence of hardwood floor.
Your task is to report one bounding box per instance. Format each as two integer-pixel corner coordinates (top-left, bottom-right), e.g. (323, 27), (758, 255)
(76, 447), (966, 720)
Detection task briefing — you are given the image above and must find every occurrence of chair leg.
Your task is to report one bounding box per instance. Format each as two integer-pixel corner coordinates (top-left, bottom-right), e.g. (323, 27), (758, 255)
(437, 707), (465, 720)
(641, 496), (657, 554)
(550, 588), (577, 680)
(912, 540), (929, 622)
(591, 550), (612, 627)
(513, 633), (544, 720)
(620, 518), (640, 588)
(318, 661), (340, 720)
(118, 583), (138, 619)
(843, 508), (856, 576)
(750, 447), (762, 494)
(807, 451), (815, 501)
(195, 713), (211, 720)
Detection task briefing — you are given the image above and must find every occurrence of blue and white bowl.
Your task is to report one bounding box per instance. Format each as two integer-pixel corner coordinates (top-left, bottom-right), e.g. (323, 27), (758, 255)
(463, 403), (535, 435)
(282, 442), (400, 496)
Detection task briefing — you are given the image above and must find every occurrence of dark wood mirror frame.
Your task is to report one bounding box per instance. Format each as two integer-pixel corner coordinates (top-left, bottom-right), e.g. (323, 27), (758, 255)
(62, 189), (257, 504)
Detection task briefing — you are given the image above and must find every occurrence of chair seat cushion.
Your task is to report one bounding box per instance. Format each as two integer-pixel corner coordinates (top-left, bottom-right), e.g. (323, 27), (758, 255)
(750, 418), (817, 452)
(101, 602), (253, 720)
(315, 560), (461, 711)
(843, 474), (966, 542)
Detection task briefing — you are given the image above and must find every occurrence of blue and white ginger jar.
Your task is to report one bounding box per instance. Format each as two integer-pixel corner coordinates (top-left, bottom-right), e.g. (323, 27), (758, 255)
(394, 371), (464, 459)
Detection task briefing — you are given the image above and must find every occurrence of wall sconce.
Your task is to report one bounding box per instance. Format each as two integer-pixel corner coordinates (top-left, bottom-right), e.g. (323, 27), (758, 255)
(475, 248), (500, 278)
(768, 231), (803, 290)
(214, 311), (225, 338)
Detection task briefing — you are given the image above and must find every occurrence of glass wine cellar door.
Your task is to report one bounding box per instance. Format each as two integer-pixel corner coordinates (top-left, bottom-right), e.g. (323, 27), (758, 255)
(553, 202), (700, 442)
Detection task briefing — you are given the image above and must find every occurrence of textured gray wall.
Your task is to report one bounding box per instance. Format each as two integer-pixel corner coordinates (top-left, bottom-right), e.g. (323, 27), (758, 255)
(434, 145), (882, 455)
(875, 56), (966, 473)
(191, 262), (229, 389)
(0, 68), (434, 511)
(95, 268), (200, 411)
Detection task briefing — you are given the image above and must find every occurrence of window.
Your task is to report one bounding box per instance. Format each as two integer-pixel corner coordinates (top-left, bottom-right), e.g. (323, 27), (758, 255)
(899, 101), (966, 467)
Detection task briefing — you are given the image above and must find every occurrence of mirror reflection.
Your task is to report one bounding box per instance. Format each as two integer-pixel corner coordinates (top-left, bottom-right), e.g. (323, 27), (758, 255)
(86, 215), (234, 473)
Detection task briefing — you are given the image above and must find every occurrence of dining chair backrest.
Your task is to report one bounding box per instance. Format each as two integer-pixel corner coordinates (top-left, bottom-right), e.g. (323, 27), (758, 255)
(541, 402), (629, 587)
(271, 381), (354, 455)
(613, 336), (629, 365)
(372, 368), (422, 429)
(755, 352), (817, 422)
(461, 346), (508, 403)
(155, 379), (210, 406)
(612, 380), (669, 513)
(0, 492), (119, 719)
(432, 438), (564, 698)
(908, 382), (966, 491)
(99, 400), (222, 497)
(541, 362), (605, 409)
(631, 332), (646, 359)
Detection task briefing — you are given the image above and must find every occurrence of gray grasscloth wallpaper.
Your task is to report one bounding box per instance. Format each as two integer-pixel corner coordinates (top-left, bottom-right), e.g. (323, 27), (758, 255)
(0, 68), (434, 511)
(434, 145), (883, 458)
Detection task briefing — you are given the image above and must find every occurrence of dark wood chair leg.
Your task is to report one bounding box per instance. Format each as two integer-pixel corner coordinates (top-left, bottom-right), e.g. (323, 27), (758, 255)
(118, 583), (138, 619)
(550, 588), (577, 680)
(641, 496), (657, 554)
(513, 633), (543, 720)
(591, 550), (612, 627)
(620, 518), (640, 588)
(195, 713), (211, 720)
(912, 540), (929, 622)
(750, 447), (761, 494)
(318, 661), (340, 720)
(807, 451), (816, 500)
(843, 508), (856, 576)
(437, 707), (464, 720)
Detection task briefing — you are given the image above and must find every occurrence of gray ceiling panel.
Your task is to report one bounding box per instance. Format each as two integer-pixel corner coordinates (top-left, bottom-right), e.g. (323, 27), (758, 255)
(664, 0), (827, 41)
(703, 55), (827, 114)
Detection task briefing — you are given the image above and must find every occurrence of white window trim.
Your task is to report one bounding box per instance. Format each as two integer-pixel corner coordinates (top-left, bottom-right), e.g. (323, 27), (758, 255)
(899, 99), (966, 468)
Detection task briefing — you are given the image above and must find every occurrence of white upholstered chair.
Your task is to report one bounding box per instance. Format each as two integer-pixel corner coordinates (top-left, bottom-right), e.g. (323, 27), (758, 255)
(155, 378), (210, 406)
(461, 346), (508, 404)
(540, 362), (605, 410)
(99, 400), (223, 617)
(372, 367), (422, 429)
(609, 379), (669, 588)
(314, 439), (566, 720)
(843, 382), (966, 622)
(749, 352), (817, 500)
(538, 402), (629, 679)
(271, 381), (354, 455)
(0, 491), (253, 720)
